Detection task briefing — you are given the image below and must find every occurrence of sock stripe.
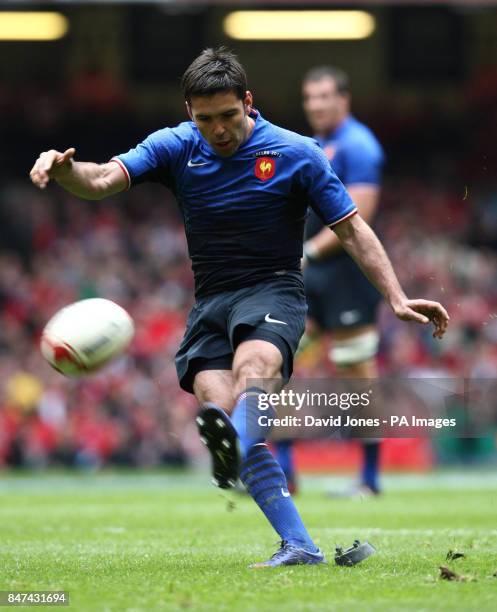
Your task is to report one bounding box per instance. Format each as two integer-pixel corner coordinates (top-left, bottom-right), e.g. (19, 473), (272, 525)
(243, 464), (283, 481)
(242, 460), (270, 476)
(241, 459), (278, 479)
(243, 450), (272, 468)
(242, 459), (282, 476)
(230, 391), (317, 554)
(249, 484), (288, 500)
(243, 471), (285, 489)
(238, 444), (317, 553)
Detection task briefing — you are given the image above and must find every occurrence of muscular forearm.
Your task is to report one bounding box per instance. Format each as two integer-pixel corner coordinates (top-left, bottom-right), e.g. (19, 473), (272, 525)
(30, 148), (127, 200)
(55, 161), (123, 200)
(333, 214), (406, 309)
(305, 187), (380, 261)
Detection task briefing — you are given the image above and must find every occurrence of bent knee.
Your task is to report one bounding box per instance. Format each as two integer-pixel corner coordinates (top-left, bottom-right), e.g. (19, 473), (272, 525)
(233, 340), (283, 388)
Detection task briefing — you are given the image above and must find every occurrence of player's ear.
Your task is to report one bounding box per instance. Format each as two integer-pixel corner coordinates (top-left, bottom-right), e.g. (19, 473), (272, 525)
(244, 91), (253, 114)
(185, 101), (193, 120)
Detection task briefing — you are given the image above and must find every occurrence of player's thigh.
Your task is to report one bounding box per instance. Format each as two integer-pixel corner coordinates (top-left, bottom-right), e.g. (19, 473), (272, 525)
(193, 369), (235, 412)
(229, 275), (306, 386)
(175, 292), (233, 394)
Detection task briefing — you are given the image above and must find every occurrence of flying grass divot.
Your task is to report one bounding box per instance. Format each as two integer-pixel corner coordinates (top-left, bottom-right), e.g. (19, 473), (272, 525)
(334, 540), (376, 566)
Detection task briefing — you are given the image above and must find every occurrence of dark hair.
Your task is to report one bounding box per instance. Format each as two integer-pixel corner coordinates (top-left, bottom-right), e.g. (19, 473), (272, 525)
(181, 47), (247, 102)
(302, 66), (350, 95)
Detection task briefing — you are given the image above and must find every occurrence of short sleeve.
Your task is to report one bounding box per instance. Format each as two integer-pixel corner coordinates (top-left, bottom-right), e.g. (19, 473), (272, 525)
(297, 140), (357, 227)
(112, 127), (185, 189)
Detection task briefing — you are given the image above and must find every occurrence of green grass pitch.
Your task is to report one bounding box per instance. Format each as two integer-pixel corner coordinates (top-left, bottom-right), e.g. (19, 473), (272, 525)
(1, 470), (497, 611)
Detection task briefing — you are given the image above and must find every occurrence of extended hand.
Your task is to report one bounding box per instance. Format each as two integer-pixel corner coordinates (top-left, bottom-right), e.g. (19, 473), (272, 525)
(30, 148), (76, 189)
(393, 299), (449, 339)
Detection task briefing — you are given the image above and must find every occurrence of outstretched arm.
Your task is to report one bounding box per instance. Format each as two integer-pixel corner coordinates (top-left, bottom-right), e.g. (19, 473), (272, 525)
(333, 213), (449, 339)
(30, 148), (127, 200)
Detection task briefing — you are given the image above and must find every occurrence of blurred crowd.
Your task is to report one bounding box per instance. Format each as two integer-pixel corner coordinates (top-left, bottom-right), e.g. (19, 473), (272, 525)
(1, 173), (496, 469)
(0, 184), (200, 468)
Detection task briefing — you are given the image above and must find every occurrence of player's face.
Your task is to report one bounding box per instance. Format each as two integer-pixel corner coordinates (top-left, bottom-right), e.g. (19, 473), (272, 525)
(187, 90), (253, 157)
(302, 77), (348, 135)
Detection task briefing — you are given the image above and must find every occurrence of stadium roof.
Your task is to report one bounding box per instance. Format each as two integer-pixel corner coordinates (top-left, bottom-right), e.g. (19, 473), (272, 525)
(8, 0), (497, 6)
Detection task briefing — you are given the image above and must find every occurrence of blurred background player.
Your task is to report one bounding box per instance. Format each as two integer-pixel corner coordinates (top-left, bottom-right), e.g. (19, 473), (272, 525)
(275, 66), (385, 497)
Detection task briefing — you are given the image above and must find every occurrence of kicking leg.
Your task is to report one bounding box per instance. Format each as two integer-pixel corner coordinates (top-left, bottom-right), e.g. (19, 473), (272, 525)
(231, 340), (324, 566)
(193, 370), (240, 488)
(193, 369), (234, 412)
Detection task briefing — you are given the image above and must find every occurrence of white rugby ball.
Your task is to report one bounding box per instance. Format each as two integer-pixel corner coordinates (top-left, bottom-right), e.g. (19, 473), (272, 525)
(40, 298), (134, 376)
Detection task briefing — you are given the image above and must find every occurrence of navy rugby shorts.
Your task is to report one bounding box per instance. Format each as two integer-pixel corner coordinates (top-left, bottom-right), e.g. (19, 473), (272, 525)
(304, 253), (381, 331)
(175, 272), (307, 394)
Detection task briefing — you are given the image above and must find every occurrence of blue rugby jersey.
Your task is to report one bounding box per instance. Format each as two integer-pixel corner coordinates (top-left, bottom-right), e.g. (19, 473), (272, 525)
(305, 116), (384, 244)
(113, 110), (356, 298)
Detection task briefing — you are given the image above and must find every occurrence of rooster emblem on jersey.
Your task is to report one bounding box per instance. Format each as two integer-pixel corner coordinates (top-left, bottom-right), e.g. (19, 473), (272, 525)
(255, 157), (276, 181)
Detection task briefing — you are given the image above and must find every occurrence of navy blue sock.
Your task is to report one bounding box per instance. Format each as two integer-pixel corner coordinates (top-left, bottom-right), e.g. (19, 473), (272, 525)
(232, 389), (317, 552)
(240, 444), (317, 552)
(274, 440), (295, 483)
(230, 387), (268, 458)
(361, 441), (381, 492)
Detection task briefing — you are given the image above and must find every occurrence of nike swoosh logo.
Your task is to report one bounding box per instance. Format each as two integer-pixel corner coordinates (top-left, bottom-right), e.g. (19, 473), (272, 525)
(265, 313), (288, 325)
(187, 160), (209, 168)
(281, 488), (291, 497)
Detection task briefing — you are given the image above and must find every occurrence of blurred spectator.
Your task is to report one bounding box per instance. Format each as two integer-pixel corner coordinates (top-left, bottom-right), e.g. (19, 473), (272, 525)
(67, 62), (129, 115)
